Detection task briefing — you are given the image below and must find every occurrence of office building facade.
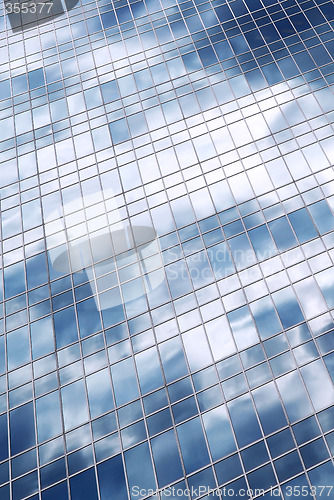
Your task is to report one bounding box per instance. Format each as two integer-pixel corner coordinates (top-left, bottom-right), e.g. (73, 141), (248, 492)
(0, 0), (334, 498)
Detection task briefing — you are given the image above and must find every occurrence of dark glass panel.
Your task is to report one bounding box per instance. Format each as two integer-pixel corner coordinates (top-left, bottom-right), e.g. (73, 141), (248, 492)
(97, 455), (128, 500)
(70, 468), (99, 500)
(10, 402), (36, 455)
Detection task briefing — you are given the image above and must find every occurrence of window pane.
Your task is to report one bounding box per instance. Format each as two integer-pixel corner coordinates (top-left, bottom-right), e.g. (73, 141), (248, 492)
(151, 430), (183, 487)
(36, 391), (62, 442)
(124, 442), (156, 499)
(177, 417), (210, 474)
(61, 380), (89, 431)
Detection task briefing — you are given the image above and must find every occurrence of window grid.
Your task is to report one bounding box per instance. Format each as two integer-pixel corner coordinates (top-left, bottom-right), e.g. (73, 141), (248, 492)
(0, 0), (334, 498)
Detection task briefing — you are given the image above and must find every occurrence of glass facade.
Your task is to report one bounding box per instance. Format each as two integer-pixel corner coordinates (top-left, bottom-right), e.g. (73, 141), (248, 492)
(1, 0), (334, 498)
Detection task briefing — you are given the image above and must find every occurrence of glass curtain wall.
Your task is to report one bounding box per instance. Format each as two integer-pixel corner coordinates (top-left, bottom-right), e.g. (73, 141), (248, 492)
(0, 0), (334, 499)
